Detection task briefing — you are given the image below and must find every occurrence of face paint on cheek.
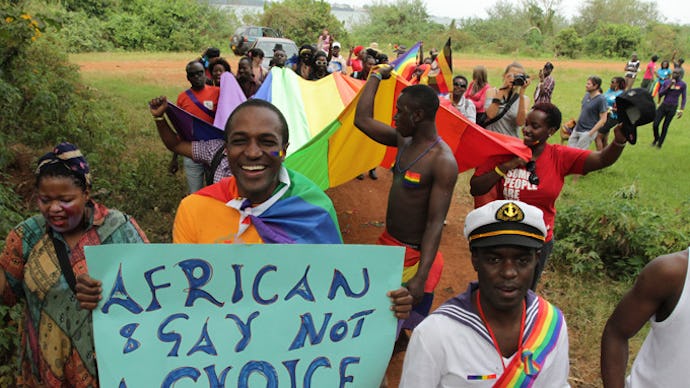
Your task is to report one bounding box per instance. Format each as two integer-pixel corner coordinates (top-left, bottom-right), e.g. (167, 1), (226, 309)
(47, 201), (85, 232)
(270, 150), (285, 158)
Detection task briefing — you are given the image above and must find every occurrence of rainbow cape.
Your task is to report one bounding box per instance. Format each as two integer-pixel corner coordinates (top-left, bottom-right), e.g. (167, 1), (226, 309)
(196, 167), (342, 244)
(434, 284), (565, 387)
(284, 72), (531, 190)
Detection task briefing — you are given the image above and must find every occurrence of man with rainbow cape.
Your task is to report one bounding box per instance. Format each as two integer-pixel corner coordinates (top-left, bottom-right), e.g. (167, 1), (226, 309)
(399, 200), (570, 387)
(76, 98), (412, 315)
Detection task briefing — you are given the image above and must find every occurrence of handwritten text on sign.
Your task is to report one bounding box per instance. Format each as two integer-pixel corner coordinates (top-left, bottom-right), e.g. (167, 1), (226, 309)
(85, 243), (404, 387)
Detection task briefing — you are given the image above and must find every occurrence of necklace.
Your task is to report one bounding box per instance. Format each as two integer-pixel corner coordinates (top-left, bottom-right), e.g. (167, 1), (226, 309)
(394, 136), (441, 174)
(475, 290), (526, 370)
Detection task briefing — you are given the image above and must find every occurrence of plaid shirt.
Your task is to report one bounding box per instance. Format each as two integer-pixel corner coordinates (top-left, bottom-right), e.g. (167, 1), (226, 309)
(192, 138), (232, 183)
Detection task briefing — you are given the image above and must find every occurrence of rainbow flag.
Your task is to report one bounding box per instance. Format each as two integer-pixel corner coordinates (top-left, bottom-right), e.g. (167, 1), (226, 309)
(493, 297), (565, 387)
(402, 171), (421, 188)
(252, 67), (363, 155)
(390, 41), (422, 80)
(284, 73), (531, 190)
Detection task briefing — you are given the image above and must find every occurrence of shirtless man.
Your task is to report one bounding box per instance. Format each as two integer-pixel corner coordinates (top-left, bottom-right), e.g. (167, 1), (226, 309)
(601, 248), (690, 387)
(354, 65), (458, 325)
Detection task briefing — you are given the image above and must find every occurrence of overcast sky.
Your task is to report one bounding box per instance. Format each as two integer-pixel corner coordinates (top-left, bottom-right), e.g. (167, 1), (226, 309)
(331, 0), (689, 25)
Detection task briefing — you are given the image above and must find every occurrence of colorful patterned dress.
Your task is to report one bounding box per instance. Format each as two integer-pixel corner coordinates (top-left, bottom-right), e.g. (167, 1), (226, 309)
(0, 201), (148, 387)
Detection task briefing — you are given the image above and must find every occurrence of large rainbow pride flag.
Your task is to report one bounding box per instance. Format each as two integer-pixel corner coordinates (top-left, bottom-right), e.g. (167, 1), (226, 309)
(253, 68), (363, 155)
(284, 72), (532, 189)
(167, 67), (531, 190)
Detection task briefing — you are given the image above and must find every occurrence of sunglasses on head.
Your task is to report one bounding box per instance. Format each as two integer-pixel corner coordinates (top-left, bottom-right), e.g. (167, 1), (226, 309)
(454, 82), (467, 87)
(526, 161), (539, 186)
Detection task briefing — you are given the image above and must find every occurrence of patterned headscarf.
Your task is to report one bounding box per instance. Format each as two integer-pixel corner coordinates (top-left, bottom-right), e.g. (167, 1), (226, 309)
(36, 142), (92, 187)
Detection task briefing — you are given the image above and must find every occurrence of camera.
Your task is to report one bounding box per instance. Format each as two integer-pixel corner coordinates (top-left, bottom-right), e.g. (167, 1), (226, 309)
(513, 73), (529, 86)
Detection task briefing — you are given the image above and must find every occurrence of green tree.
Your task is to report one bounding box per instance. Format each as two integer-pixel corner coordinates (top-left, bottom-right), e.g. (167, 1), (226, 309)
(573, 0), (658, 35)
(350, 0), (444, 51)
(260, 0), (347, 48)
(554, 27), (582, 58)
(523, 0), (560, 35)
(458, 1), (532, 54)
(641, 23), (688, 60)
(584, 23), (641, 57)
(40, 0), (237, 52)
(60, 0), (114, 18)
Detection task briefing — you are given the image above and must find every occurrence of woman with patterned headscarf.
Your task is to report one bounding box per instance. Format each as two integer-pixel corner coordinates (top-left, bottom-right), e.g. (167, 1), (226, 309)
(0, 142), (149, 386)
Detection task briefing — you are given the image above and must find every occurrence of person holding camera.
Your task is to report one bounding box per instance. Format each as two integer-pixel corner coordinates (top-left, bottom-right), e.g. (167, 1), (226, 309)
(483, 62), (531, 137)
(534, 62), (555, 104)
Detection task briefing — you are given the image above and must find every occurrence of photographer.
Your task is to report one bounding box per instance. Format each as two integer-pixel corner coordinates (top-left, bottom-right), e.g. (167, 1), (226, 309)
(482, 61), (531, 138)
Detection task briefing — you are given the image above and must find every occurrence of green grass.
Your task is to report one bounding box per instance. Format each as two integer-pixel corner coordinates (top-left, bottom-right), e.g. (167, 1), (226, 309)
(69, 52), (686, 387)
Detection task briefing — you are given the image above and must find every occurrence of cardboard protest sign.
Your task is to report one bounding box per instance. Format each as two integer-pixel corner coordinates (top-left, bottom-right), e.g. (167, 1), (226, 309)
(85, 243), (404, 387)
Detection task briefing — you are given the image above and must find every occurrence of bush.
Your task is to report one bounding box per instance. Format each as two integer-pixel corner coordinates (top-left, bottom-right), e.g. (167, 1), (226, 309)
(552, 187), (688, 279)
(554, 27), (582, 58)
(34, 0), (237, 52)
(584, 23), (641, 57)
(100, 151), (186, 243)
(53, 11), (113, 52)
(0, 183), (26, 384)
(261, 0), (349, 48)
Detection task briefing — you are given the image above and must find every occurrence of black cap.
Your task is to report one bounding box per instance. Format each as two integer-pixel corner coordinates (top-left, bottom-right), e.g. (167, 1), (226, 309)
(615, 88), (656, 145)
(273, 43), (284, 52)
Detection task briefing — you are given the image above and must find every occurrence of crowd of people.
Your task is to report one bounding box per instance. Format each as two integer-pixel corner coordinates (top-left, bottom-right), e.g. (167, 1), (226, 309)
(1, 30), (689, 387)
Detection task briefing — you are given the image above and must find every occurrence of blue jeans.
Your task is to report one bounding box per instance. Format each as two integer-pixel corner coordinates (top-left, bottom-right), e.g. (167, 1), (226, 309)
(183, 156), (205, 193)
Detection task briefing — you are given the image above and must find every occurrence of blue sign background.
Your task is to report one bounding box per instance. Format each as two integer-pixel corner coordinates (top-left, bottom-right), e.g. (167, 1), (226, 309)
(85, 243), (404, 387)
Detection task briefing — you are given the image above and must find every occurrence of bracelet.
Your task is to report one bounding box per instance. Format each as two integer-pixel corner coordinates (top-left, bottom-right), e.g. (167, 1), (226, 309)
(153, 116), (165, 121)
(494, 166), (507, 177)
(491, 98), (502, 104)
(370, 72), (382, 81)
(612, 140), (626, 148)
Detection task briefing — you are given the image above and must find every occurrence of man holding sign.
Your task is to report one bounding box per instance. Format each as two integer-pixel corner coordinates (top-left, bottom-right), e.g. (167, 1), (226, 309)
(78, 98), (412, 307)
(76, 100), (412, 385)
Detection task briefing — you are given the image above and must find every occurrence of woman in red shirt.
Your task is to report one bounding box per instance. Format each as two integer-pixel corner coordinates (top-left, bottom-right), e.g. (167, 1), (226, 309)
(470, 102), (628, 289)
